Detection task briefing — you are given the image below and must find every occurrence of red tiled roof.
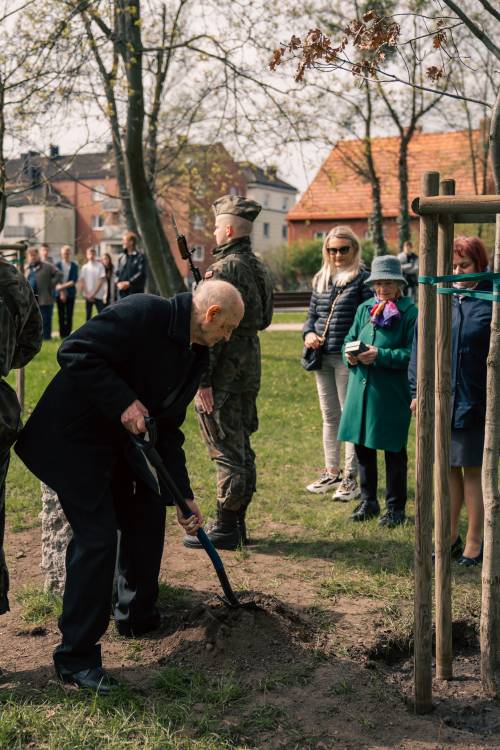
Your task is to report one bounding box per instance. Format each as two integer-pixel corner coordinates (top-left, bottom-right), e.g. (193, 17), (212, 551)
(288, 129), (492, 221)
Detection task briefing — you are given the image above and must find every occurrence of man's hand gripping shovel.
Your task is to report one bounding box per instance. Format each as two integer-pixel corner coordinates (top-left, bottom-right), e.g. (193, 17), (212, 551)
(130, 417), (259, 611)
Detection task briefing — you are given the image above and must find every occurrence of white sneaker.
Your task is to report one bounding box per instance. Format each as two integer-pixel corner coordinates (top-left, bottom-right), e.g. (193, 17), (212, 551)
(306, 471), (342, 494)
(333, 475), (361, 502)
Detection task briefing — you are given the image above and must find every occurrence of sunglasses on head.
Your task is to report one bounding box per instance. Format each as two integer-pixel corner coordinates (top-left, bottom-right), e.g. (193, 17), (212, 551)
(327, 245), (351, 255)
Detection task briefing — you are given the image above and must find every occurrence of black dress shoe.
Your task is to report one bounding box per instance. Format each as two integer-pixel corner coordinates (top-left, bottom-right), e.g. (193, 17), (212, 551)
(378, 509), (406, 528)
(432, 535), (463, 562)
(56, 667), (120, 695)
(458, 542), (483, 567)
(116, 610), (162, 638)
(351, 500), (380, 522)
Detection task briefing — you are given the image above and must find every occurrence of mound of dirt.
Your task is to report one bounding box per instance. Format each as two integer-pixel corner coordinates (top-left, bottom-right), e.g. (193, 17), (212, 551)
(159, 592), (325, 674)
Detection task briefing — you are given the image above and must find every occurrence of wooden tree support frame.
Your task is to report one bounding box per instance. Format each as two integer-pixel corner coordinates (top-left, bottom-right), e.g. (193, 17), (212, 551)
(413, 178), (500, 712)
(0, 242), (27, 413)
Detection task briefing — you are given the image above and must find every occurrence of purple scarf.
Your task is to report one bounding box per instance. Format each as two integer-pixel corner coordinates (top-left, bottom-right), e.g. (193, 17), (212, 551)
(370, 295), (401, 328)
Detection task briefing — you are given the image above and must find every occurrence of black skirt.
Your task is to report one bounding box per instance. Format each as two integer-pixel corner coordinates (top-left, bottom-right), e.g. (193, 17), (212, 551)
(451, 424), (485, 467)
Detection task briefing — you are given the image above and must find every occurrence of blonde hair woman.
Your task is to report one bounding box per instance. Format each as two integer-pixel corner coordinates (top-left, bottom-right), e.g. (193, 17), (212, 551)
(302, 226), (372, 500)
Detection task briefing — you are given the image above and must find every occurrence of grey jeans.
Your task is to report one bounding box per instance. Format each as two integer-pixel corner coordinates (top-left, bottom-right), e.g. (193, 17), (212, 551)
(314, 354), (357, 476)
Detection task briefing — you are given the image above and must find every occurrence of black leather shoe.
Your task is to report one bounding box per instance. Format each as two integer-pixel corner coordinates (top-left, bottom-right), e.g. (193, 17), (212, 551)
(116, 610), (162, 638)
(458, 542), (483, 567)
(56, 667), (120, 695)
(351, 500), (380, 522)
(432, 535), (463, 562)
(378, 509), (406, 528)
(183, 506), (241, 551)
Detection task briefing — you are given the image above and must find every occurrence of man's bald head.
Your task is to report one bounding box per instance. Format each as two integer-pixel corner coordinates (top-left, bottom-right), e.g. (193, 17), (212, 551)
(191, 279), (244, 347)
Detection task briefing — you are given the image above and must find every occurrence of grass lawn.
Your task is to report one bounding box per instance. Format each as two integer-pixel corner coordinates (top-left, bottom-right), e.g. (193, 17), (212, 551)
(1, 299), (483, 748)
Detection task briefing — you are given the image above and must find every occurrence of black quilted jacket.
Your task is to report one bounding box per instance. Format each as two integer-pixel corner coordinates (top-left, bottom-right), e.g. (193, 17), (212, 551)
(302, 270), (373, 354)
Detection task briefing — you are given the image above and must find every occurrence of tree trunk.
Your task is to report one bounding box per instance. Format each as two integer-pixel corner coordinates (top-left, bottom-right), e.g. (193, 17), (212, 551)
(398, 134), (412, 250)
(0, 81), (6, 234)
(118, 0), (184, 296)
(363, 85), (387, 255)
(480, 90), (500, 697)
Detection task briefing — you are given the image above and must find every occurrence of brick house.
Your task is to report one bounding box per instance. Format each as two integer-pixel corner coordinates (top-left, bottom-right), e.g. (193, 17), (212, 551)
(4, 144), (296, 281)
(287, 129), (493, 248)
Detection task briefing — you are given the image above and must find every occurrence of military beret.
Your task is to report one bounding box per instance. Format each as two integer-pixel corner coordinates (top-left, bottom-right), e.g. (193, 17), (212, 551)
(212, 195), (262, 222)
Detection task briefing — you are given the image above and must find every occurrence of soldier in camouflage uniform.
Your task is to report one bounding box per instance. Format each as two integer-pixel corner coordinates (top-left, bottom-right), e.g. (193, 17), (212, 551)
(0, 257), (43, 618)
(183, 195), (273, 550)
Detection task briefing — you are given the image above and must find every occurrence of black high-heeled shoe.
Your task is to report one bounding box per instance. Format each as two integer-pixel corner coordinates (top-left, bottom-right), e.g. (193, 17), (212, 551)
(432, 535), (463, 562)
(458, 542), (483, 567)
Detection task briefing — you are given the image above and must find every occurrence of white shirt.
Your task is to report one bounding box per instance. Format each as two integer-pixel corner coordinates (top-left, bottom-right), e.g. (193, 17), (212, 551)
(80, 260), (106, 300)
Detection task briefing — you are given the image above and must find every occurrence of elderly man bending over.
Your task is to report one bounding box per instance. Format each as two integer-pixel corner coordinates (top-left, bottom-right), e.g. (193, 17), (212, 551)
(16, 280), (244, 694)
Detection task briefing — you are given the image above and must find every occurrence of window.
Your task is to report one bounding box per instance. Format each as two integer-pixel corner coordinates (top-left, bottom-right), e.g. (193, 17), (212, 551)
(263, 222), (270, 238)
(92, 185), (105, 202)
(18, 213), (24, 225)
(314, 231), (327, 240)
(263, 193), (270, 208)
(192, 245), (205, 262)
(282, 197), (289, 211)
(282, 224), (288, 240)
(193, 214), (204, 230)
(91, 214), (104, 229)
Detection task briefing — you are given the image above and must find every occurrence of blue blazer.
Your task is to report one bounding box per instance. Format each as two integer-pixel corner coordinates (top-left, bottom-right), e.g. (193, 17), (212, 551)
(409, 281), (492, 429)
(55, 261), (79, 299)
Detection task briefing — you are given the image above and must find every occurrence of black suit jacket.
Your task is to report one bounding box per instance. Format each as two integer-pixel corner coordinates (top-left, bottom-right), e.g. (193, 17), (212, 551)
(15, 293), (207, 507)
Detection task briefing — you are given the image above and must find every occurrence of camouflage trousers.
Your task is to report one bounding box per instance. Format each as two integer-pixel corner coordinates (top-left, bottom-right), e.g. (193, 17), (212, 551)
(196, 390), (258, 512)
(0, 446), (10, 615)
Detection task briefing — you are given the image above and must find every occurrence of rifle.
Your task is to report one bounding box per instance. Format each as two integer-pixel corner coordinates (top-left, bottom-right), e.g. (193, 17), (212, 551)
(171, 215), (202, 284)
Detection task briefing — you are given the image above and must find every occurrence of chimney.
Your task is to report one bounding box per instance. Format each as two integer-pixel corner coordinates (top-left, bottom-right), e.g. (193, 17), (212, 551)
(21, 151), (41, 186)
(49, 144), (59, 159)
(267, 165), (278, 178)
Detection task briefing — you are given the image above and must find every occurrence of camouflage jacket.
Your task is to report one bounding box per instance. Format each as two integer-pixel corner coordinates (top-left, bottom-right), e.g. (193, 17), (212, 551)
(0, 259), (43, 444)
(200, 236), (273, 393)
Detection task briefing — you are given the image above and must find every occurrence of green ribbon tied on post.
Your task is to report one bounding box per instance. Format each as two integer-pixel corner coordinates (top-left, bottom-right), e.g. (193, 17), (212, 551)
(418, 271), (500, 302)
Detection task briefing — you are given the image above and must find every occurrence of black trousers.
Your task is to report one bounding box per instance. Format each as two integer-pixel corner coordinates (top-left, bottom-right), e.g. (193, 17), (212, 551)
(53, 460), (166, 674)
(57, 297), (75, 338)
(85, 298), (104, 321)
(354, 444), (407, 512)
(0, 446), (10, 615)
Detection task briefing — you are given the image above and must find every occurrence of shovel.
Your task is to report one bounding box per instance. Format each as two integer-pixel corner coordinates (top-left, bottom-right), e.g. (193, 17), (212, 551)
(129, 417), (255, 610)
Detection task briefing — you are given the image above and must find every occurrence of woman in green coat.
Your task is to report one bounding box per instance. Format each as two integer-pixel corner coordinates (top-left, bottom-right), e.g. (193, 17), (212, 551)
(338, 255), (418, 527)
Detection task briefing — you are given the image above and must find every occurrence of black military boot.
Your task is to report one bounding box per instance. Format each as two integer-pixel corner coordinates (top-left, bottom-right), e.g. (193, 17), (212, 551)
(183, 504), (241, 551)
(237, 506), (249, 545)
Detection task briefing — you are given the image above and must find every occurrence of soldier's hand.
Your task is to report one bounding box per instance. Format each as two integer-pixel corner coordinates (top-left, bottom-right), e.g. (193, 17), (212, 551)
(176, 500), (204, 534)
(121, 399), (149, 434)
(195, 386), (214, 414)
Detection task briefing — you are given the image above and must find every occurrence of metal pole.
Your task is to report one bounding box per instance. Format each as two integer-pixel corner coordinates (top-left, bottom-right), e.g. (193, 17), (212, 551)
(434, 178), (455, 681)
(414, 171), (439, 714)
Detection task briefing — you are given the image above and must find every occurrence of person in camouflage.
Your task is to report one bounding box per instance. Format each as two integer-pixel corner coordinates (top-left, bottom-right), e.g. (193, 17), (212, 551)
(0, 256), (43, 619)
(183, 195), (273, 551)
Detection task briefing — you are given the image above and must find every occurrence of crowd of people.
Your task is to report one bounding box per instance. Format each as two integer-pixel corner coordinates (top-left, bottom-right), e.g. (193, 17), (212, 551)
(24, 232), (147, 340)
(304, 228), (493, 564)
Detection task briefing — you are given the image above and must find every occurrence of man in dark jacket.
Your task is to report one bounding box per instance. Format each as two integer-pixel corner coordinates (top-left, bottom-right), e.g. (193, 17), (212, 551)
(116, 231), (147, 298)
(15, 279), (244, 693)
(0, 256), (42, 645)
(25, 246), (60, 340)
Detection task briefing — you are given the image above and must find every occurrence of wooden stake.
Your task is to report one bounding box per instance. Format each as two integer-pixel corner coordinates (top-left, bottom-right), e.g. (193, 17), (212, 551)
(434, 179), (454, 681)
(414, 171), (439, 714)
(480, 213), (500, 697)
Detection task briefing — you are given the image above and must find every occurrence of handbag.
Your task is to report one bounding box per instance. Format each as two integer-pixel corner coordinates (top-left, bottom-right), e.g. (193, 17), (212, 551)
(301, 288), (343, 372)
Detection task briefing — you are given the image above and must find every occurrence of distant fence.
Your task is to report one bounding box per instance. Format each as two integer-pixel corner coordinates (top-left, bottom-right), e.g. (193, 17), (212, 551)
(274, 291), (311, 309)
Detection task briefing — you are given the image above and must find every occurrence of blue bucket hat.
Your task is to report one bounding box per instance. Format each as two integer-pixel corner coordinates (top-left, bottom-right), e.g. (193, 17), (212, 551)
(364, 255), (407, 286)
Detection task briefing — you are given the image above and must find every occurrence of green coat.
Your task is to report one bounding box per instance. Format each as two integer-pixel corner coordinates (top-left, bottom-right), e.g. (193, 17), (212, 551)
(338, 296), (418, 452)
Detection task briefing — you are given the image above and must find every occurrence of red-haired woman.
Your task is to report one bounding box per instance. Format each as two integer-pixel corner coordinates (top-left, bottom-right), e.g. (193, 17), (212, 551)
(410, 236), (492, 566)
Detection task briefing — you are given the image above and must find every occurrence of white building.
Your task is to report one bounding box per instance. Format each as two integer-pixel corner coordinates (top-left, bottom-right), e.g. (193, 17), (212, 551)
(0, 183), (75, 253)
(240, 164), (297, 256)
